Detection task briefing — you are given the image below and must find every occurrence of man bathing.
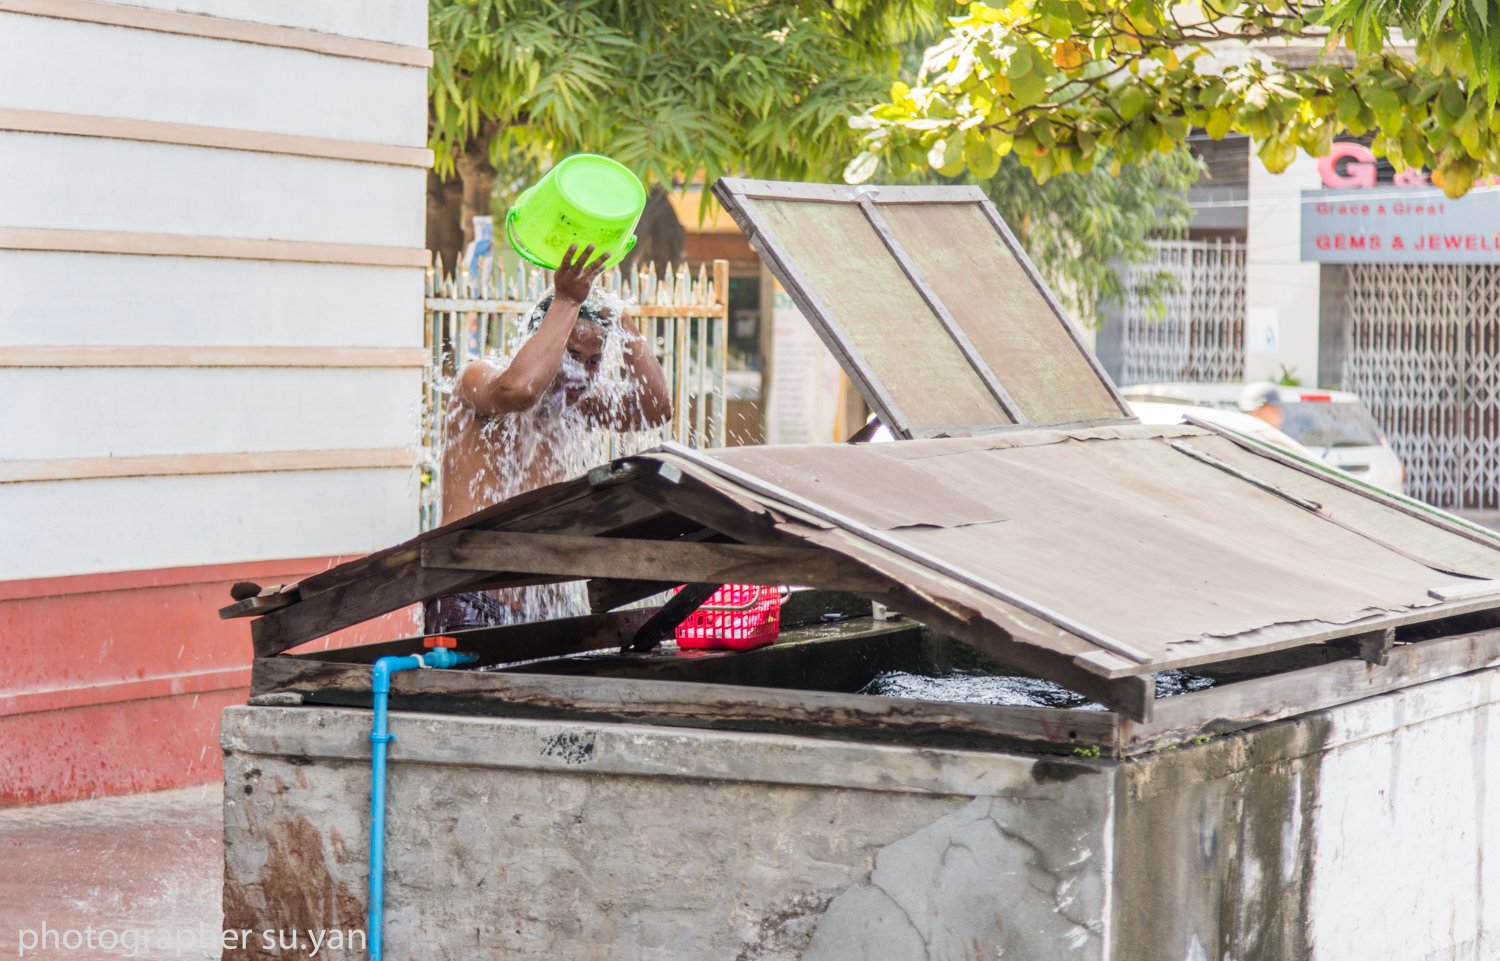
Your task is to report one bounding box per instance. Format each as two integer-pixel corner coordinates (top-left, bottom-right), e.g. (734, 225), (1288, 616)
(430, 243), (673, 631)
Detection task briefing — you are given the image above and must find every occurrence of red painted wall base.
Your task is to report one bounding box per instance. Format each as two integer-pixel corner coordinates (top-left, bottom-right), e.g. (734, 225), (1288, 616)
(0, 557), (417, 807)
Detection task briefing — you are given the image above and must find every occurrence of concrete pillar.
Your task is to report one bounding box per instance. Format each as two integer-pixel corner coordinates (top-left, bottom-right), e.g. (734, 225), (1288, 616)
(1245, 150), (1323, 385)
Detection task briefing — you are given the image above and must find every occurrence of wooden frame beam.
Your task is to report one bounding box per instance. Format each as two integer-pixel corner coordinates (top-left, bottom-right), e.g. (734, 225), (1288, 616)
(419, 529), (892, 593)
(246, 479), (674, 656)
(1121, 623), (1500, 753)
(247, 616), (1500, 759)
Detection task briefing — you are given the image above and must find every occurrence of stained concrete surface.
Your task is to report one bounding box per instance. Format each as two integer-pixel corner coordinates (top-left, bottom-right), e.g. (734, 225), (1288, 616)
(0, 785), (224, 960)
(222, 707), (1109, 961)
(223, 664), (1500, 960)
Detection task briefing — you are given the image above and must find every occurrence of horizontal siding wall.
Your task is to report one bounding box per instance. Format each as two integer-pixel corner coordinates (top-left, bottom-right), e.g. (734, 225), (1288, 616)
(109, 0), (427, 46)
(0, 368), (421, 459)
(0, 1), (428, 579)
(0, 252), (422, 347)
(0, 12), (426, 145)
(0, 133), (425, 246)
(0, 469), (418, 581)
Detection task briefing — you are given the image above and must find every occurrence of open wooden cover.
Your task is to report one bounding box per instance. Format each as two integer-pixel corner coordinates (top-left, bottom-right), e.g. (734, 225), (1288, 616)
(710, 178), (1132, 438)
(231, 421), (1500, 720)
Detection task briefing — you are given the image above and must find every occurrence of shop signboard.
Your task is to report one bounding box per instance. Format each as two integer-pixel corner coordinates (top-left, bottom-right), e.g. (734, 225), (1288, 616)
(1301, 143), (1500, 263)
(1301, 187), (1500, 263)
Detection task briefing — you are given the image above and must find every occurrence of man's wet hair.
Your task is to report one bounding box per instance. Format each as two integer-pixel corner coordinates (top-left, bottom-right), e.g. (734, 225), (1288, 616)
(526, 293), (613, 334)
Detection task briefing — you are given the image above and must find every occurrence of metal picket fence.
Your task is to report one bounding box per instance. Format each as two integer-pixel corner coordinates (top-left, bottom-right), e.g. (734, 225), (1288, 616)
(419, 256), (730, 530)
(1343, 263), (1500, 510)
(1119, 240), (1246, 386)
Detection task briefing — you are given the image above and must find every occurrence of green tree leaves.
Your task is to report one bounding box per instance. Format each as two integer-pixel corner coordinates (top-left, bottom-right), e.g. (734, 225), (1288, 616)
(978, 148), (1201, 326)
(850, 0), (1500, 198)
(429, 0), (935, 200)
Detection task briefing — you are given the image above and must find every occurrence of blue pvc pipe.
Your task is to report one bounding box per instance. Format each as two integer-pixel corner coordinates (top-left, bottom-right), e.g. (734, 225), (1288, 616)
(368, 646), (474, 961)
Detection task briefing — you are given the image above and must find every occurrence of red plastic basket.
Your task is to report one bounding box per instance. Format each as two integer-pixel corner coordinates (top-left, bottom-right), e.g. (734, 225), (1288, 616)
(674, 584), (785, 651)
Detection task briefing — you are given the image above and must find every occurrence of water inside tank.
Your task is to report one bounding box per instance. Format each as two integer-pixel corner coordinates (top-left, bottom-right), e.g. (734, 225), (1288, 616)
(859, 667), (1215, 710)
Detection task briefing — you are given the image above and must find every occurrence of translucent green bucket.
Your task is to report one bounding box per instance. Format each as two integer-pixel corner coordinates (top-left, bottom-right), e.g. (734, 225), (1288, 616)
(505, 154), (645, 270)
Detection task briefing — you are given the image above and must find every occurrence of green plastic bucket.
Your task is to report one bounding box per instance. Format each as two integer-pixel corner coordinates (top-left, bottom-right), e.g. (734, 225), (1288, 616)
(505, 154), (646, 270)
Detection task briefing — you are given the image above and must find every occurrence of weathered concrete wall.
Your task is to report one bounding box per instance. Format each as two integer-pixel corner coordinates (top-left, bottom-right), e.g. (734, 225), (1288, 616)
(222, 665), (1500, 959)
(221, 708), (1113, 960)
(1113, 667), (1500, 961)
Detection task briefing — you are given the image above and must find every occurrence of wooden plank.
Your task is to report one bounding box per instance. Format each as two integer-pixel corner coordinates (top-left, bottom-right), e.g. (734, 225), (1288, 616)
(250, 564), (491, 658)
(7, 0), (434, 67)
(290, 467), (650, 601)
(502, 616), (919, 684)
(249, 481), (668, 654)
(1119, 624), (1500, 754)
(627, 582), (722, 651)
(716, 180), (989, 205)
(281, 608), (661, 669)
(630, 471), (813, 549)
(420, 530), (892, 592)
(1078, 593), (1500, 679)
(0, 109), (434, 168)
(219, 590), (299, 620)
(587, 578), (679, 613)
(1185, 413), (1500, 554)
(3, 447), (417, 485)
(251, 655), (1121, 755)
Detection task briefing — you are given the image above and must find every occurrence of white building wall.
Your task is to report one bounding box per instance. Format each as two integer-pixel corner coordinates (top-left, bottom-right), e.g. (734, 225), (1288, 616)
(0, 470), (419, 581)
(0, 14), (426, 145)
(1245, 151), (1324, 385)
(0, 252), (419, 348)
(0, 134), (424, 245)
(108, 0), (426, 47)
(0, 1), (430, 580)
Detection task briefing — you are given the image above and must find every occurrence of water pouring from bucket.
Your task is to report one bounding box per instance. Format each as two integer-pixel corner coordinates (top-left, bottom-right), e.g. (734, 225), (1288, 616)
(506, 154), (647, 270)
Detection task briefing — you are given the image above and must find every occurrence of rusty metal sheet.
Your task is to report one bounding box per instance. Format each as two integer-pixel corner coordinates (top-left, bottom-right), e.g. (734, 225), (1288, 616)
(749, 198), (1011, 431)
(878, 203), (1125, 424)
(687, 443), (1008, 530)
(694, 426), (1500, 671)
(1181, 433), (1500, 579)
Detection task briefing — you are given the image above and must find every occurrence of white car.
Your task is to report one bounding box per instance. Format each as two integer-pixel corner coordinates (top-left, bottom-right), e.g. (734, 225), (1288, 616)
(1121, 382), (1406, 494)
(1126, 400), (1314, 459)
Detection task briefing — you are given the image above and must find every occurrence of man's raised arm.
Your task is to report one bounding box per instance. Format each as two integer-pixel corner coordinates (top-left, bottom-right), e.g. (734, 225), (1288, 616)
(453, 244), (610, 418)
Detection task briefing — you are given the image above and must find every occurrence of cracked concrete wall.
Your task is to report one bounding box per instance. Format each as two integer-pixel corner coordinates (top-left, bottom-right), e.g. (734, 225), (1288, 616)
(221, 707), (1112, 961)
(805, 784), (1111, 961)
(222, 666), (1500, 961)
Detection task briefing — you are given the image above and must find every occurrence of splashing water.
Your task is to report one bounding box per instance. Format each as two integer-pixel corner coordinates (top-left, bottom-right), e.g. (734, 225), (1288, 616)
(431, 285), (665, 626)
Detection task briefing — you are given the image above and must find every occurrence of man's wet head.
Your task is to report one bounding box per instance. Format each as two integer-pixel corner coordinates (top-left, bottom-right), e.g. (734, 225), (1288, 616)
(528, 293), (611, 406)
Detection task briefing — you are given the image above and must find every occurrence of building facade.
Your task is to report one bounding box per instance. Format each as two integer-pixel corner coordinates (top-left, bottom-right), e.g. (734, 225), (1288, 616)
(0, 0), (430, 804)
(1097, 136), (1500, 512)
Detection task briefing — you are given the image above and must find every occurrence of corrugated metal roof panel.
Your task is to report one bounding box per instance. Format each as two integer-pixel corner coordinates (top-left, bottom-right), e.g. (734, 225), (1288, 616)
(672, 424), (1500, 675)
